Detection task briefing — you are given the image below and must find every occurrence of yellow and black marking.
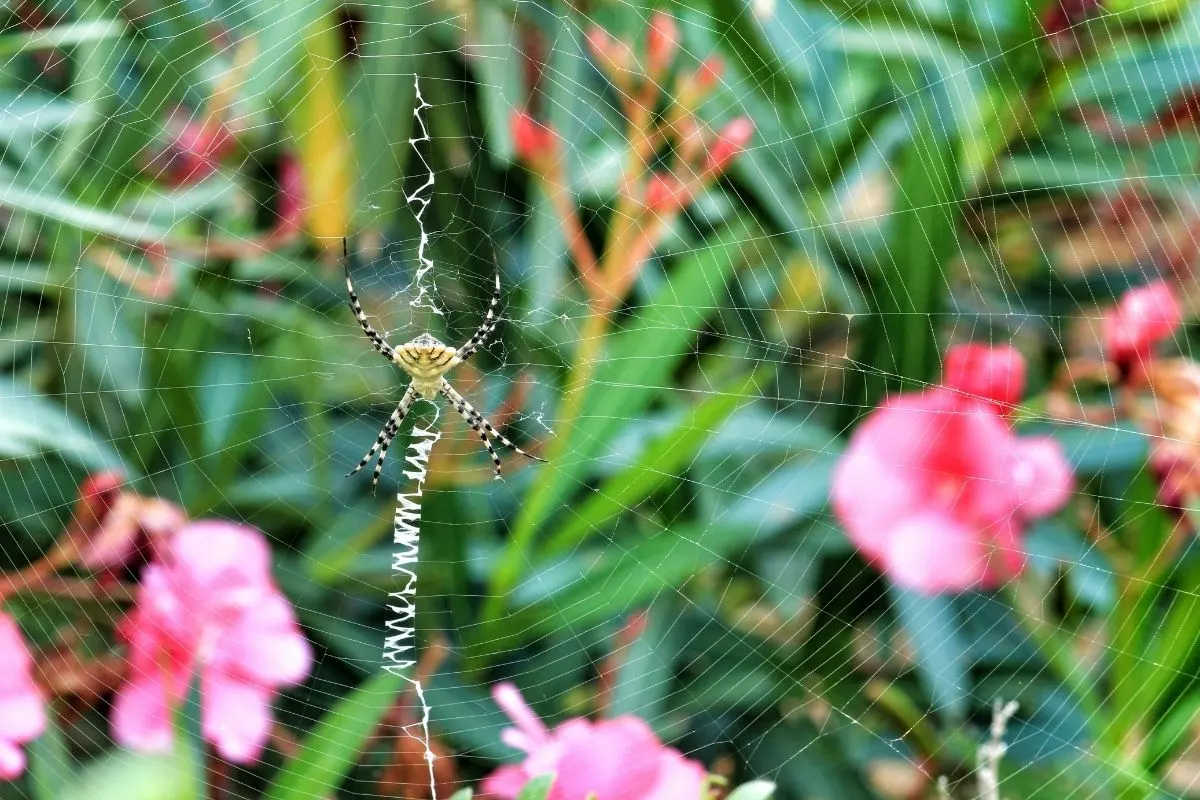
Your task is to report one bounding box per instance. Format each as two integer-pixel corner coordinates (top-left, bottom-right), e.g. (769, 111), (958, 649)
(343, 241), (544, 489)
(394, 333), (461, 397)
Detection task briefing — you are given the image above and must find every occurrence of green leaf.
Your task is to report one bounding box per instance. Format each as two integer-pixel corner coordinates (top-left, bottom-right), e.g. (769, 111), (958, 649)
(1046, 422), (1148, 474)
(354, 2), (415, 228)
(0, 378), (125, 470)
(524, 452), (834, 634)
(71, 268), (146, 405)
(0, 18), (125, 57)
(479, 219), (760, 646)
(843, 95), (961, 421)
(541, 363), (776, 556)
(517, 775), (555, 800)
(0, 177), (169, 241)
(56, 753), (189, 800)
(27, 712), (71, 800)
(171, 674), (205, 800)
(263, 670), (406, 800)
(727, 781), (777, 800)
(890, 587), (970, 719)
(448, 790), (474, 800)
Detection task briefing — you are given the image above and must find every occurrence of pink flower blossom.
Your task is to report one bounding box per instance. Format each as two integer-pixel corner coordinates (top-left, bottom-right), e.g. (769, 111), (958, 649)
(832, 389), (1073, 593)
(1104, 281), (1182, 367)
(943, 343), (1026, 414)
(482, 682), (709, 800)
(0, 613), (45, 779)
(112, 521), (312, 762)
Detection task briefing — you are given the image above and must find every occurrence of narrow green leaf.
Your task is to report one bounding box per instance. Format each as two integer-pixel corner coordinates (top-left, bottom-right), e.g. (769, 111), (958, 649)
(354, 1), (414, 229)
(890, 587), (970, 719)
(542, 363), (774, 556)
(71, 268), (146, 405)
(524, 453), (834, 633)
(171, 674), (204, 800)
(27, 712), (71, 800)
(0, 18), (125, 57)
(479, 219), (760, 649)
(0, 178), (169, 241)
(56, 753), (186, 800)
(843, 97), (960, 421)
(264, 670), (406, 800)
(0, 378), (125, 470)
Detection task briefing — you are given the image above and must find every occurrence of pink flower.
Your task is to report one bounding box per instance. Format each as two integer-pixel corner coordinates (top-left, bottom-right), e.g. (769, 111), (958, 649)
(1104, 281), (1182, 367)
(832, 389), (1073, 593)
(112, 521), (312, 762)
(942, 343), (1026, 415)
(0, 613), (45, 779)
(482, 683), (709, 800)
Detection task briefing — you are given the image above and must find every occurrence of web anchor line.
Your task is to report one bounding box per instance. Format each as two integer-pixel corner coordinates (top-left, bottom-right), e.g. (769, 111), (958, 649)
(381, 424), (441, 799)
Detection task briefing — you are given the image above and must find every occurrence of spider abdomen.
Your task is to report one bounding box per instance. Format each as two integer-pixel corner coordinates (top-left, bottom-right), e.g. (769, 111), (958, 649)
(395, 335), (459, 396)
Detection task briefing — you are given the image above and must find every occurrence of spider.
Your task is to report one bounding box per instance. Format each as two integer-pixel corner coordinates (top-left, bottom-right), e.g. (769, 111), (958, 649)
(343, 243), (545, 490)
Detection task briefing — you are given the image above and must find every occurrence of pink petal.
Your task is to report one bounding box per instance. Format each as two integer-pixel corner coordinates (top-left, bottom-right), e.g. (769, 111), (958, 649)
(0, 740), (26, 780)
(0, 689), (45, 743)
(203, 673), (273, 763)
(644, 749), (709, 800)
(169, 521), (272, 587)
(217, 595), (312, 686)
(0, 616), (31, 679)
(1104, 281), (1182, 363)
(884, 511), (990, 593)
(1011, 436), (1074, 518)
(492, 683), (550, 752)
(981, 521), (1027, 587)
(551, 717), (665, 800)
(112, 677), (175, 754)
(481, 764), (537, 799)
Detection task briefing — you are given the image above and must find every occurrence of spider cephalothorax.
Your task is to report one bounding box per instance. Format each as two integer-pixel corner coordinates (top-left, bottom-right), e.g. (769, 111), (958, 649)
(343, 242), (545, 489)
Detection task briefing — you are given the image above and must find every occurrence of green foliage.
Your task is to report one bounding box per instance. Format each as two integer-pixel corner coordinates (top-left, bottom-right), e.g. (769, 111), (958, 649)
(3, 0), (1200, 799)
(263, 671), (406, 800)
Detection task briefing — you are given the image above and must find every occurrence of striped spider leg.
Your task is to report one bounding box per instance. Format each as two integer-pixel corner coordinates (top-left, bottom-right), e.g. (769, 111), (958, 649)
(344, 242), (544, 490)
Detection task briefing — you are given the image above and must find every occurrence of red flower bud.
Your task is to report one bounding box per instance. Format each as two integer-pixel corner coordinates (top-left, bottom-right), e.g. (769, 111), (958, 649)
(510, 111), (558, 166)
(1041, 0), (1101, 37)
(276, 155), (305, 237)
(76, 472), (124, 525)
(695, 56), (724, 93)
(704, 117), (754, 173)
(646, 12), (679, 77)
(586, 25), (634, 78)
(645, 173), (688, 211)
(1104, 280), (1182, 368)
(943, 344), (1026, 414)
(150, 109), (234, 186)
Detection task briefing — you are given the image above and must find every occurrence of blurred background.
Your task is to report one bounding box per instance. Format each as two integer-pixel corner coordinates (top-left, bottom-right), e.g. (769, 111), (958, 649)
(3, 0), (1200, 798)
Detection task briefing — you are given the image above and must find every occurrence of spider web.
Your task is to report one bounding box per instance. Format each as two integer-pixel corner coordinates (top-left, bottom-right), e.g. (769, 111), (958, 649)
(1, 1), (1199, 799)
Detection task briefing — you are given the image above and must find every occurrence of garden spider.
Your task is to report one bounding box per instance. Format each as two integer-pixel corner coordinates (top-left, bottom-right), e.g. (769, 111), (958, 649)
(343, 243), (545, 490)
